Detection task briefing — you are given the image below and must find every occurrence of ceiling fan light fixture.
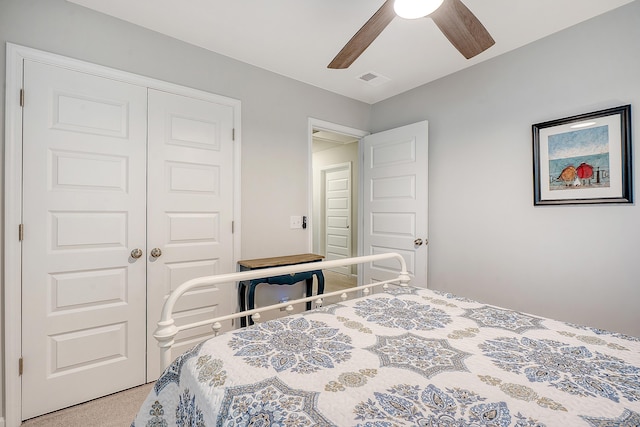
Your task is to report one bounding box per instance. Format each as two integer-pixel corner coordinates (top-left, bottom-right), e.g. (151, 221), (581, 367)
(393, 0), (444, 19)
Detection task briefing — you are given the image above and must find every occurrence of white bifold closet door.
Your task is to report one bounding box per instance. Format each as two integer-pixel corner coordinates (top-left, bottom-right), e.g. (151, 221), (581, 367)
(21, 60), (235, 419)
(146, 89), (235, 379)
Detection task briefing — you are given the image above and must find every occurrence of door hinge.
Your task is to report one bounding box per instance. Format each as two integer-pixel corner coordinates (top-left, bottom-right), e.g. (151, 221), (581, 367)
(231, 221), (235, 233)
(232, 128), (235, 141)
(19, 357), (23, 376)
(18, 224), (24, 241)
(20, 89), (24, 107)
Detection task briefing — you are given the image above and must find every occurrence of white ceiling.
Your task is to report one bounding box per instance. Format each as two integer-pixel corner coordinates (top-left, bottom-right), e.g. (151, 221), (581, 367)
(68, 0), (635, 104)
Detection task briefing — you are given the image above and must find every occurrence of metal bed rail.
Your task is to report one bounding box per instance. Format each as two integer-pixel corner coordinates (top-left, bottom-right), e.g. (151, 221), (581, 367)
(154, 252), (410, 369)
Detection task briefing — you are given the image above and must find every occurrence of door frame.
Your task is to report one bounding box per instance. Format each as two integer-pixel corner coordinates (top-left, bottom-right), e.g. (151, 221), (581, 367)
(307, 118), (368, 281)
(4, 43), (242, 426)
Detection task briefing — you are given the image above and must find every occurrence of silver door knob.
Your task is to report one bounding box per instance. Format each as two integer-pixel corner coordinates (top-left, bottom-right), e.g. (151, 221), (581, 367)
(414, 238), (423, 246)
(150, 247), (162, 258)
(130, 248), (143, 259)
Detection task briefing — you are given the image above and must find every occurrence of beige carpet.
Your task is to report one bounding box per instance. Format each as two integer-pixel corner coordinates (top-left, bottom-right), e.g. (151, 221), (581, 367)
(20, 272), (357, 426)
(21, 382), (154, 427)
(319, 270), (357, 305)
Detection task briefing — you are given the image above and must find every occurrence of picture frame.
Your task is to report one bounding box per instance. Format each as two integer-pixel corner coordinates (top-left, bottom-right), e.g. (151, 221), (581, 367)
(532, 105), (633, 205)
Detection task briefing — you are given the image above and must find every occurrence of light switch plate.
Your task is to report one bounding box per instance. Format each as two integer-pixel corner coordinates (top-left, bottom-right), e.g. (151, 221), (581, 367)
(290, 215), (303, 229)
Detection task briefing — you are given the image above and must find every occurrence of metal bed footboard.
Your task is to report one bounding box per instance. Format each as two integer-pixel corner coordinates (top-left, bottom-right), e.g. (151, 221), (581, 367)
(154, 253), (410, 369)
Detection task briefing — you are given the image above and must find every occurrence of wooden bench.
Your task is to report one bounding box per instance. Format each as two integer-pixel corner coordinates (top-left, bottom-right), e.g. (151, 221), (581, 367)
(237, 253), (325, 326)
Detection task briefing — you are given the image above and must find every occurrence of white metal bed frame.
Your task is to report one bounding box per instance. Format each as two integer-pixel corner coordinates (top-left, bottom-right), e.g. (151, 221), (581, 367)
(153, 253), (410, 369)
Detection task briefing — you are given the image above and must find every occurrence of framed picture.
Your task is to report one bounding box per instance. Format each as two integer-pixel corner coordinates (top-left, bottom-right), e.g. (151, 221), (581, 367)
(532, 105), (633, 205)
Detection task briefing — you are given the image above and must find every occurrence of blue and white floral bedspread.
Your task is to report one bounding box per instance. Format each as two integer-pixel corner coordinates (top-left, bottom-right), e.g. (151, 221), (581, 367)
(132, 287), (640, 426)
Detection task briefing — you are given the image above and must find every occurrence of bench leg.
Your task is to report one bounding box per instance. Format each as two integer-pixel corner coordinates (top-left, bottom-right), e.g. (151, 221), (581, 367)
(316, 271), (325, 295)
(305, 278), (313, 310)
(238, 282), (247, 327)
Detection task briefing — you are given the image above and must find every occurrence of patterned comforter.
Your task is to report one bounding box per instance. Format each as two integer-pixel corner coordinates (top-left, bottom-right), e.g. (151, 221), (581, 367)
(132, 286), (640, 426)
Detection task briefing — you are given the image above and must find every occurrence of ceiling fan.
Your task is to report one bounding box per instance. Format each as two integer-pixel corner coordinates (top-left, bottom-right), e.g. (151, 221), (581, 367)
(328, 0), (495, 69)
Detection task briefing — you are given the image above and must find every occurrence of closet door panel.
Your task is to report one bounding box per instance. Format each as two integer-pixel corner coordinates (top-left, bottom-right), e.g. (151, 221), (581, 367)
(146, 89), (236, 379)
(21, 60), (148, 419)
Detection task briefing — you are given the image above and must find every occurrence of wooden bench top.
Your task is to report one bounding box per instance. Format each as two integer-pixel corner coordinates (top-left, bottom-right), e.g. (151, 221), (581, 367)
(237, 253), (324, 269)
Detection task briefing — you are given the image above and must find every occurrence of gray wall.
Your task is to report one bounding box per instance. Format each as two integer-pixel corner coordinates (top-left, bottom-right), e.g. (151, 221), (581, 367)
(371, 0), (640, 337)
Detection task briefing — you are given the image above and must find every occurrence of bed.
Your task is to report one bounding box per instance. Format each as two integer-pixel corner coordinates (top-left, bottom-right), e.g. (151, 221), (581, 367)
(132, 253), (640, 426)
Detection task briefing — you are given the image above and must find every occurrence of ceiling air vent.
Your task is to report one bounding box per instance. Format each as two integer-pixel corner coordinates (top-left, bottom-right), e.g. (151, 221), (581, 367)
(357, 71), (390, 87)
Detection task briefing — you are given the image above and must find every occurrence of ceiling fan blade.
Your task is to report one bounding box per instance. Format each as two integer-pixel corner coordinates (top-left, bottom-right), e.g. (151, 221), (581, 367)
(328, 0), (396, 69)
(430, 0), (495, 59)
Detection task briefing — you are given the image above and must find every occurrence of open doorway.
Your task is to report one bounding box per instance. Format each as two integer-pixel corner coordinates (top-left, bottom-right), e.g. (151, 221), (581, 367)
(309, 119), (368, 297)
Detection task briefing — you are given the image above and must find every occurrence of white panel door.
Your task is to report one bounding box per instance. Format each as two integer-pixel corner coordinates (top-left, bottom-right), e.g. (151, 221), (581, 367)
(324, 163), (352, 275)
(146, 89), (236, 379)
(21, 60), (148, 419)
(362, 121), (428, 286)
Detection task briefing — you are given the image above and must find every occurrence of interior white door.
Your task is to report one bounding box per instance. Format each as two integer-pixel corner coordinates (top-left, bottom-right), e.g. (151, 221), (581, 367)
(21, 60), (148, 419)
(324, 163), (352, 275)
(146, 89), (236, 379)
(362, 121), (428, 286)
